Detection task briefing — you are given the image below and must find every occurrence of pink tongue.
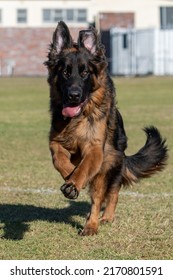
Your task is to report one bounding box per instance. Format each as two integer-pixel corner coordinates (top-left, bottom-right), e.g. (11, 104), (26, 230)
(62, 106), (81, 118)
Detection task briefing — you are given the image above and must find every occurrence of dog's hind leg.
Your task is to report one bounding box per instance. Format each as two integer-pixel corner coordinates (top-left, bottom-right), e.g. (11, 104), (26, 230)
(100, 150), (123, 224)
(100, 184), (121, 224)
(80, 174), (107, 236)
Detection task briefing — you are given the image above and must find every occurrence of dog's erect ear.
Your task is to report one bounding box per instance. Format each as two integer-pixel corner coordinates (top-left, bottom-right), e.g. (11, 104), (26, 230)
(78, 27), (107, 72)
(78, 27), (98, 54)
(52, 21), (73, 53)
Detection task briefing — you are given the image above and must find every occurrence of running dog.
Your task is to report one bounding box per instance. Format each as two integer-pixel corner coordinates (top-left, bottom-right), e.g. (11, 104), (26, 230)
(45, 21), (168, 235)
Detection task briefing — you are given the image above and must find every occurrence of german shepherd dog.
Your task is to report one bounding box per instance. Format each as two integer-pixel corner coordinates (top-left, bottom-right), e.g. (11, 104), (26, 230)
(45, 21), (168, 235)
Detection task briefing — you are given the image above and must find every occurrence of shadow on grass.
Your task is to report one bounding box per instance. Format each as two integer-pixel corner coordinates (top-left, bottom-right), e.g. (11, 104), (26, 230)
(0, 201), (90, 240)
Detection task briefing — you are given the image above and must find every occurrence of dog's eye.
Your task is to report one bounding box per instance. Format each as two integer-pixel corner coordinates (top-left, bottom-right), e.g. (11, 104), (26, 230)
(81, 70), (88, 78)
(62, 69), (72, 78)
(63, 70), (68, 76)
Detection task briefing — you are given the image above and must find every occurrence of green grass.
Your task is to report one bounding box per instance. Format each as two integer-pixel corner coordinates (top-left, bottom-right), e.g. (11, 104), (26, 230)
(0, 76), (173, 260)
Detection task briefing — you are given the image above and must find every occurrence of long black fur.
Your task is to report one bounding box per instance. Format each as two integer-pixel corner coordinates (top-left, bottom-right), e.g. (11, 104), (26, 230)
(122, 126), (168, 185)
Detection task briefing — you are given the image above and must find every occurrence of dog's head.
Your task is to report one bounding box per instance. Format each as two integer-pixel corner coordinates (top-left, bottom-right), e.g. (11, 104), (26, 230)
(45, 21), (108, 118)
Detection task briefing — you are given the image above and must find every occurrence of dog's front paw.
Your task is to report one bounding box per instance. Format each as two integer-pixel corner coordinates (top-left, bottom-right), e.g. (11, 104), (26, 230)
(79, 227), (98, 236)
(60, 182), (79, 199)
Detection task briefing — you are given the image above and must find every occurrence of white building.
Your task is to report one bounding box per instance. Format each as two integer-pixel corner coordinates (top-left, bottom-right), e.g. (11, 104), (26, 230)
(0, 0), (173, 75)
(0, 0), (173, 29)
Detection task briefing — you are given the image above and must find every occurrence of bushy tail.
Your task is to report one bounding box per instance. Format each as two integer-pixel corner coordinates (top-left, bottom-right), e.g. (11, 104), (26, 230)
(122, 126), (168, 186)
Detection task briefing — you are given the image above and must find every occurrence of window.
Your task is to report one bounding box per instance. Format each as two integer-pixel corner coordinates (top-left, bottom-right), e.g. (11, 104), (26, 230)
(17, 9), (27, 23)
(43, 9), (51, 22)
(77, 9), (87, 22)
(43, 9), (63, 22)
(160, 7), (173, 29)
(54, 9), (63, 21)
(122, 34), (128, 49)
(43, 9), (87, 23)
(67, 9), (74, 21)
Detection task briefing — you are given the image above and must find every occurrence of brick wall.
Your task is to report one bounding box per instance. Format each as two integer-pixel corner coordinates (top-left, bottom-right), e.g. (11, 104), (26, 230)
(99, 12), (135, 30)
(0, 27), (84, 76)
(0, 14), (134, 76)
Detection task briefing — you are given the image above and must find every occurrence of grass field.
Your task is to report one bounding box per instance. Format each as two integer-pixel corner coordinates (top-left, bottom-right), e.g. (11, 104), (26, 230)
(0, 76), (172, 260)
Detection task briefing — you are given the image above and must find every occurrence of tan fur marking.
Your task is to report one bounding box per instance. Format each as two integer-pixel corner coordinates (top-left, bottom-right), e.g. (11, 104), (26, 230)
(125, 167), (138, 183)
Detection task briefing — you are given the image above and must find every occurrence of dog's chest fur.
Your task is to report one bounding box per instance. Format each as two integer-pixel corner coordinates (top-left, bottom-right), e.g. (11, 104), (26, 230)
(51, 111), (108, 155)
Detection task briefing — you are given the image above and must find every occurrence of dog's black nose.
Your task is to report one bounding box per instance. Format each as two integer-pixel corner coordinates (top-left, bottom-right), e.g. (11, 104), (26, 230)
(68, 91), (81, 103)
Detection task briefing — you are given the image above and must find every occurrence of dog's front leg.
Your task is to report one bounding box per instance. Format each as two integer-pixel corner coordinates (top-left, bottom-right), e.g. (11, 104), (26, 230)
(60, 145), (103, 199)
(50, 141), (76, 180)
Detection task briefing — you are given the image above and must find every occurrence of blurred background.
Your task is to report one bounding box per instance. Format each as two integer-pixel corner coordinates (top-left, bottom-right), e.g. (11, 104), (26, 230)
(0, 0), (173, 77)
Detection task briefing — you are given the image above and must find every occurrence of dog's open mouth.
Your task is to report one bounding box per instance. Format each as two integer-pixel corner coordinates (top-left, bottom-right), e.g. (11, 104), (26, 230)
(62, 100), (87, 118)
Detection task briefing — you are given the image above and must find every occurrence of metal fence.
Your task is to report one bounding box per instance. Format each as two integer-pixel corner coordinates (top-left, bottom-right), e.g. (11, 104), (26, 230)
(111, 28), (173, 76)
